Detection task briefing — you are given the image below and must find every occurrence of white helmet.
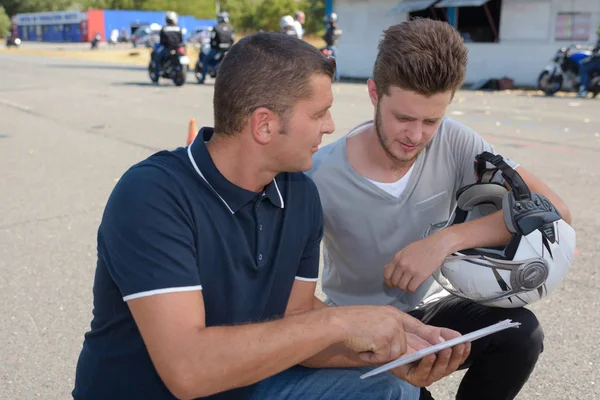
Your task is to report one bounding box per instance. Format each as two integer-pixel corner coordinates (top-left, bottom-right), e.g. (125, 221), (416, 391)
(166, 11), (178, 25)
(325, 13), (338, 24)
(424, 151), (575, 308)
(280, 15), (295, 30)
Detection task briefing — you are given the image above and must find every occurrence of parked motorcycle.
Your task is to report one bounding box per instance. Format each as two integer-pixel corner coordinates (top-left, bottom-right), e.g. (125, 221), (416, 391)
(149, 44), (189, 86)
(538, 45), (600, 97)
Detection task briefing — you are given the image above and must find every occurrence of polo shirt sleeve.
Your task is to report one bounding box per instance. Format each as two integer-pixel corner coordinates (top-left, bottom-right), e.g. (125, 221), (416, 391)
(98, 164), (201, 301)
(295, 179), (323, 282)
(449, 122), (519, 189)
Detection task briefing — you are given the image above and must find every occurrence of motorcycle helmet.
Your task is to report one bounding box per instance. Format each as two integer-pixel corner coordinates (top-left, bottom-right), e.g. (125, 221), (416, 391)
(280, 15), (295, 31)
(324, 13), (338, 24)
(217, 11), (230, 24)
(166, 11), (178, 25)
(424, 151), (576, 308)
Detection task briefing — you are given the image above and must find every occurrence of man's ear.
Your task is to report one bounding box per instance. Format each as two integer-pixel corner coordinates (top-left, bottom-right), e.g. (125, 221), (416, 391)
(249, 107), (278, 145)
(367, 78), (379, 107)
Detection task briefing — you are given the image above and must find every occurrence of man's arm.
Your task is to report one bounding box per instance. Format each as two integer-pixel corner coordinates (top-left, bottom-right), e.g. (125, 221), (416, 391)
(283, 282), (470, 388)
(384, 166), (572, 292)
(128, 290), (348, 399)
(284, 282), (366, 368)
(230, 25), (236, 43)
(440, 165), (572, 253)
(159, 29), (167, 46)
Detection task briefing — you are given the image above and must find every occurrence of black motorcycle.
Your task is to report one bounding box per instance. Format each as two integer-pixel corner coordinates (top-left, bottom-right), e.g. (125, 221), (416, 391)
(149, 44), (189, 86)
(6, 32), (21, 48)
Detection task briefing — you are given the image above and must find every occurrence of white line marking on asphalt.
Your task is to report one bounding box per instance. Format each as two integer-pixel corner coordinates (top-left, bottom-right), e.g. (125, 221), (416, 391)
(0, 99), (32, 111)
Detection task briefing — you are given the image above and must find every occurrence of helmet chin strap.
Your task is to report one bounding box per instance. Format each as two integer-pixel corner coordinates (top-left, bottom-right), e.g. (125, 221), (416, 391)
(475, 151), (531, 200)
(474, 151), (561, 238)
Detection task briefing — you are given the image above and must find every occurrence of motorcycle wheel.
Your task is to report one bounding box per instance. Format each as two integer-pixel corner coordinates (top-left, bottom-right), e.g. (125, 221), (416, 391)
(537, 71), (563, 96)
(590, 76), (600, 99)
(194, 62), (204, 83)
(148, 62), (159, 83)
(174, 70), (186, 86)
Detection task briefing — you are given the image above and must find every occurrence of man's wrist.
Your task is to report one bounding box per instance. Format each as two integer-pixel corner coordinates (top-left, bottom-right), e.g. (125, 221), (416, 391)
(318, 307), (348, 344)
(437, 225), (465, 255)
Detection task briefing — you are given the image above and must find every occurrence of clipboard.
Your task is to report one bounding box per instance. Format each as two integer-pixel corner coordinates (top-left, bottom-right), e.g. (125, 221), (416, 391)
(360, 319), (521, 379)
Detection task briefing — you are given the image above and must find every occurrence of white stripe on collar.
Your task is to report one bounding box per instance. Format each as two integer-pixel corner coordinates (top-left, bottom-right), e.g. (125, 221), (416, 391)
(187, 143), (285, 212)
(272, 178), (285, 208)
(187, 144), (234, 214)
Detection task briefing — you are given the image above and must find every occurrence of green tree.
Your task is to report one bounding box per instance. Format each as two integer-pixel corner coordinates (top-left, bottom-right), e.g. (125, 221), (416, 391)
(0, 0), (80, 16)
(140, 0), (216, 18)
(0, 5), (11, 35)
(218, 0), (323, 34)
(79, 0), (216, 18)
(219, 0), (257, 30)
(252, 0), (297, 32)
(300, 0), (325, 35)
(0, 0), (327, 34)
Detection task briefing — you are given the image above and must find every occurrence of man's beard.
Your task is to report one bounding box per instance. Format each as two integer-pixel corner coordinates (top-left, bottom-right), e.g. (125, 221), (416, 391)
(374, 102), (421, 165)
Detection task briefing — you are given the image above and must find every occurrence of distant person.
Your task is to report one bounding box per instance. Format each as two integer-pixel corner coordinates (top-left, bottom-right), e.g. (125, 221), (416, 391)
(153, 11), (183, 82)
(109, 29), (118, 45)
(199, 11), (235, 84)
(119, 28), (128, 42)
(280, 15), (298, 38)
(294, 11), (305, 39)
(577, 23), (600, 98)
(71, 31), (468, 400)
(322, 13), (343, 81)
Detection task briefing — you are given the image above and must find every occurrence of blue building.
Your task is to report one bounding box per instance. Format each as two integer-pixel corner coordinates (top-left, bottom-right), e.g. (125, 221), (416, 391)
(12, 9), (214, 43)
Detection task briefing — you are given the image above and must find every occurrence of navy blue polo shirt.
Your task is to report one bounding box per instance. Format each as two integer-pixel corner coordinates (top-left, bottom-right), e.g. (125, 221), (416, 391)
(73, 128), (323, 400)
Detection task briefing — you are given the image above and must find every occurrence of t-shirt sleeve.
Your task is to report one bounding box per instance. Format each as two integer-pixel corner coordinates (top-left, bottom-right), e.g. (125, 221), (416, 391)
(295, 179), (323, 282)
(447, 119), (519, 190)
(98, 164), (201, 301)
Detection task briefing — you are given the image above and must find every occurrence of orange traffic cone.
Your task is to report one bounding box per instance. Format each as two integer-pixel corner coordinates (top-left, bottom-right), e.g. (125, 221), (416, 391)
(187, 118), (198, 146)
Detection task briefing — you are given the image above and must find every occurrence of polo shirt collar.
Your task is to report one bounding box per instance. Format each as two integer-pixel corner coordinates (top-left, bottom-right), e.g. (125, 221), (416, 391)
(187, 127), (284, 213)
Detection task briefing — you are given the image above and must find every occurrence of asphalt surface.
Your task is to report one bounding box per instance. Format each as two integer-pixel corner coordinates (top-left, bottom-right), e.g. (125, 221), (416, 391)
(0, 51), (599, 400)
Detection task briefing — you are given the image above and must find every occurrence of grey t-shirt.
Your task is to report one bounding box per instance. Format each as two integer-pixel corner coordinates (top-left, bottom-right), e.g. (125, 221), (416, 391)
(306, 117), (517, 311)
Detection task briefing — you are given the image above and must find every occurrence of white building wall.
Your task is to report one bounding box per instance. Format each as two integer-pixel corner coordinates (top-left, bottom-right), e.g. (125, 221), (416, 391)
(335, 0), (600, 86)
(334, 0), (405, 78)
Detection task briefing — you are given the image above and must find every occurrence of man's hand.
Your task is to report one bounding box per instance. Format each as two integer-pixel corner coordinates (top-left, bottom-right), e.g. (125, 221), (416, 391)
(390, 317), (471, 387)
(332, 305), (410, 364)
(384, 232), (454, 293)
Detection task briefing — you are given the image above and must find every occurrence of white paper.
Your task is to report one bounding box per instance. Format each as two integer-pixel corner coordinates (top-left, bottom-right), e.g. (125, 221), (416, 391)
(359, 319), (521, 379)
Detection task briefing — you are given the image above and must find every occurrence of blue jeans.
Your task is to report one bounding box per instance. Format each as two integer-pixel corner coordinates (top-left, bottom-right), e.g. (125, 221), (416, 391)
(200, 48), (220, 82)
(579, 56), (600, 89)
(153, 47), (168, 80)
(249, 365), (419, 400)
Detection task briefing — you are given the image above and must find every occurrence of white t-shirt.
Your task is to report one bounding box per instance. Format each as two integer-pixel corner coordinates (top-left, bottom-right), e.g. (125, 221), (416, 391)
(293, 21), (304, 39)
(366, 165), (414, 198)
